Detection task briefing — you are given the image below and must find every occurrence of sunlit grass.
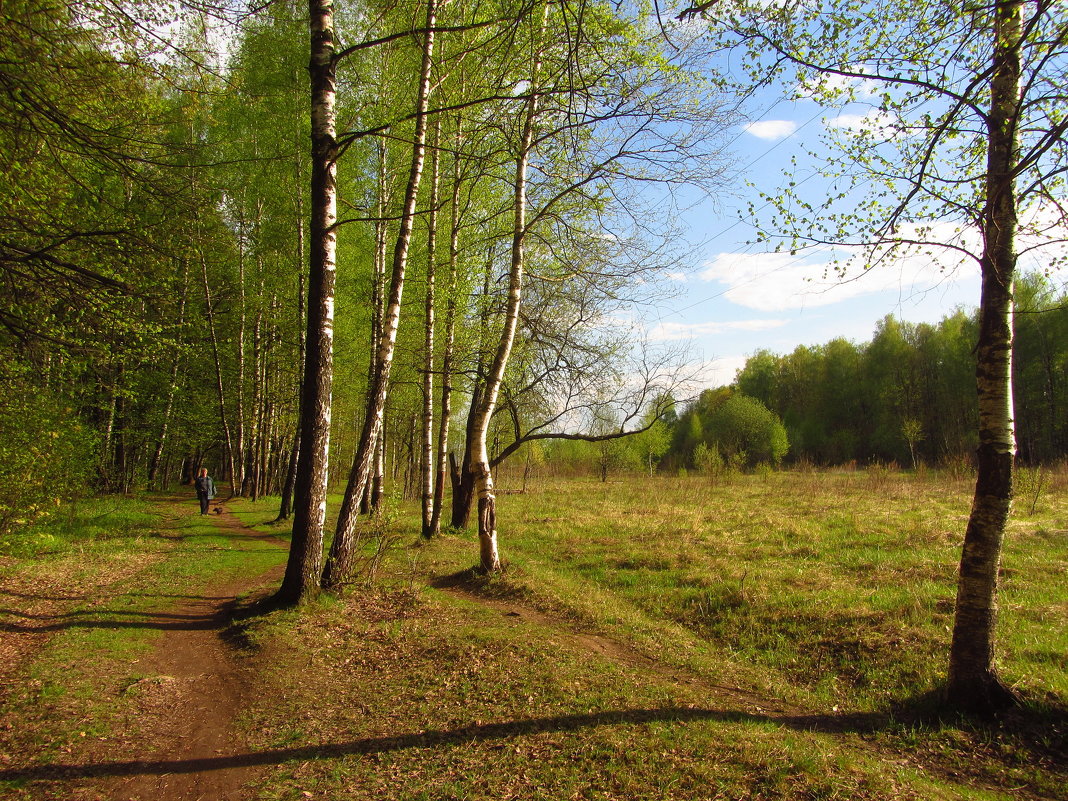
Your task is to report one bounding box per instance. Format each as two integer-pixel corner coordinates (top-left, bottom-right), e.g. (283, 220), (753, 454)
(448, 469), (1068, 712)
(2, 473), (1064, 800)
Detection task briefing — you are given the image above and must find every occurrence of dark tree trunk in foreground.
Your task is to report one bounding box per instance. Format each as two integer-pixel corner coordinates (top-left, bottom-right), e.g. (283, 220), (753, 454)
(323, 0), (438, 590)
(946, 0), (1021, 714)
(276, 0), (338, 605)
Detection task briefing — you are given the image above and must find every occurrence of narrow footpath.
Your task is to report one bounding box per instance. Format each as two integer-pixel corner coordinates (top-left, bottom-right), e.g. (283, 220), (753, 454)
(107, 504), (287, 801)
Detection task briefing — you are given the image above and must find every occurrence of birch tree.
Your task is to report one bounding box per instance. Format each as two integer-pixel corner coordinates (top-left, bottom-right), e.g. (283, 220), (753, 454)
(690, 0), (1068, 712)
(277, 0), (338, 605)
(452, 0), (735, 567)
(322, 0), (442, 590)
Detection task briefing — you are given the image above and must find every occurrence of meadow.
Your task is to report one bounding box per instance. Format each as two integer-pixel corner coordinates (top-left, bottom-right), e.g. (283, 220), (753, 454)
(239, 466), (1067, 799)
(1, 468), (1065, 800)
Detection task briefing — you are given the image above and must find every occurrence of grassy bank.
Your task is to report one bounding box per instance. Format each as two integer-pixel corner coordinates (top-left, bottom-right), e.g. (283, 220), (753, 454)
(239, 469), (1066, 800)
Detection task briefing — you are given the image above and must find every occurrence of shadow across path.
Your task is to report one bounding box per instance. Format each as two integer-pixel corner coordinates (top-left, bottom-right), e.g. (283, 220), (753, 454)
(0, 705), (893, 783)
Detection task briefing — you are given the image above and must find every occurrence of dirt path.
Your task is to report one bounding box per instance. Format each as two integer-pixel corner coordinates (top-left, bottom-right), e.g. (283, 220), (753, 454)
(102, 503), (287, 801)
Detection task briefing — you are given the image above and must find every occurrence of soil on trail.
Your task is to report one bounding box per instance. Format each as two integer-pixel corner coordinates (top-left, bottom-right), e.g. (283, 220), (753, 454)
(106, 504), (287, 801)
(0, 499), (289, 801)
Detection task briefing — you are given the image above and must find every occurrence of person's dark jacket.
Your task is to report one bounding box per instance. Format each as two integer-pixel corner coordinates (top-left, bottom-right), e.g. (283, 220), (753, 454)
(194, 475), (216, 499)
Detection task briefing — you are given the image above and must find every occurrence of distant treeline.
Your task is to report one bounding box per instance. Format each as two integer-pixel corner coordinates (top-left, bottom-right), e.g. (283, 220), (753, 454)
(527, 272), (1067, 478)
(726, 272), (1067, 468)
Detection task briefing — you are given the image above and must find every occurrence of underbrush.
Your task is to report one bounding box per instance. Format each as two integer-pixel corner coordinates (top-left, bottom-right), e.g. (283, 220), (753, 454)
(0, 495), (161, 559)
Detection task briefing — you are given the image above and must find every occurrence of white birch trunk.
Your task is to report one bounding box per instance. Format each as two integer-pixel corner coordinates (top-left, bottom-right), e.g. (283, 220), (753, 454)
(466, 13), (546, 571)
(946, 0), (1021, 713)
(324, 0), (438, 589)
(277, 0), (338, 605)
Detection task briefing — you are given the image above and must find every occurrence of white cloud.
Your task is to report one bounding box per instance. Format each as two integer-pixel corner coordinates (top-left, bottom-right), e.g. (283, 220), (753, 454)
(700, 204), (1068, 315)
(825, 109), (898, 135)
(797, 69), (882, 101)
(699, 224), (984, 312)
(649, 318), (787, 341)
(664, 271), (688, 283)
(743, 120), (798, 140)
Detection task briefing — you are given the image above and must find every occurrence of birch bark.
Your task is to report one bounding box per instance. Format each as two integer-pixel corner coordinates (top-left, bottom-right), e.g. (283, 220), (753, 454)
(465, 11), (546, 571)
(276, 0), (338, 604)
(323, 0), (439, 589)
(420, 122), (440, 538)
(946, 0), (1022, 713)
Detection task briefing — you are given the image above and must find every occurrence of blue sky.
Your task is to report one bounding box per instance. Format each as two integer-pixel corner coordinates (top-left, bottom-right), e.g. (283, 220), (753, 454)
(643, 91), (986, 388)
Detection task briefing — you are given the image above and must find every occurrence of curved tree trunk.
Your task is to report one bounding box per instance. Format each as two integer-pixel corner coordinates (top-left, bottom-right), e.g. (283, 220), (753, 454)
(465, 28), (544, 570)
(946, 0), (1021, 714)
(276, 0), (338, 605)
(323, 0), (439, 590)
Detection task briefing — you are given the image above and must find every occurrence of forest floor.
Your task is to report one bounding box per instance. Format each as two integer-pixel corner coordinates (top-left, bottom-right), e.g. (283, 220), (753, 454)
(1, 479), (1066, 800)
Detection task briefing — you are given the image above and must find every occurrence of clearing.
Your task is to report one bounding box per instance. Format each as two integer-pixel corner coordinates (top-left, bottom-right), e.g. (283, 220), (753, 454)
(1, 473), (1066, 800)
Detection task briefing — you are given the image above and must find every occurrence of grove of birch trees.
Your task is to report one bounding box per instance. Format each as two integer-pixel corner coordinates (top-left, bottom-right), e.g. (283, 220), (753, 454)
(3, 0), (1066, 715)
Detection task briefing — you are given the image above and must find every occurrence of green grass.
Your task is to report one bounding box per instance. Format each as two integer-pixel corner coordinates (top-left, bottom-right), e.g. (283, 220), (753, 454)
(2, 473), (1065, 800)
(233, 469), (1065, 800)
(0, 494), (289, 799)
(457, 471), (1068, 710)
(242, 591), (953, 801)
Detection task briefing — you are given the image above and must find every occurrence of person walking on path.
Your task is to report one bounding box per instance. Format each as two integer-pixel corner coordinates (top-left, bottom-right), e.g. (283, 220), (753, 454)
(194, 467), (216, 515)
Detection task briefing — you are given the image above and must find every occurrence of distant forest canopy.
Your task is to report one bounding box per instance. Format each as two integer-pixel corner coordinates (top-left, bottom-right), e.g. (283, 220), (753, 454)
(662, 271), (1067, 472)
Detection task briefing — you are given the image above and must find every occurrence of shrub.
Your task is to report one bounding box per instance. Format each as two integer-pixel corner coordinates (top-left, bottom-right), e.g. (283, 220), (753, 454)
(0, 369), (98, 536)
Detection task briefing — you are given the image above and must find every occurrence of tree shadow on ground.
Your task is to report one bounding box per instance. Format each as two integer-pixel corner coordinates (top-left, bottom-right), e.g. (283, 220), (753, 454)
(428, 568), (1068, 782)
(0, 705), (885, 783)
(2, 700), (1063, 787)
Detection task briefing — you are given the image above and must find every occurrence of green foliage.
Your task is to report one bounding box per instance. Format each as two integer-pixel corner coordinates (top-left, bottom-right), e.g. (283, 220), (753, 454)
(732, 283), (1068, 467)
(708, 394), (789, 467)
(666, 388), (788, 471)
(1014, 272), (1068, 462)
(628, 418), (672, 475)
(708, 0), (1067, 274)
(735, 308), (988, 466)
(0, 367), (98, 537)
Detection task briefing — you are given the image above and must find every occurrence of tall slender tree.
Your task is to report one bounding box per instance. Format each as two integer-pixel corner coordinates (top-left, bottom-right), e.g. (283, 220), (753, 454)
(691, 0), (1067, 712)
(323, 0), (441, 590)
(277, 0), (339, 605)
